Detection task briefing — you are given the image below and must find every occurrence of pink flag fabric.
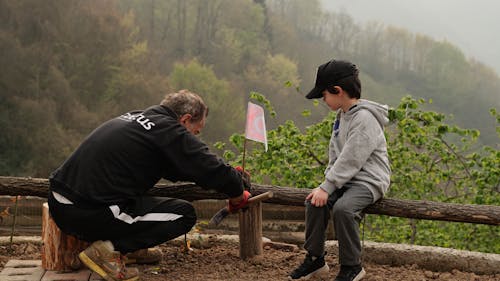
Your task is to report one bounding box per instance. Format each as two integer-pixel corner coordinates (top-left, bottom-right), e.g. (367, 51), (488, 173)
(245, 102), (268, 151)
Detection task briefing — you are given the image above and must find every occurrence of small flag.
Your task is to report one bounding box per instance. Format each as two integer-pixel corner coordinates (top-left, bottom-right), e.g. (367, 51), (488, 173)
(245, 102), (268, 151)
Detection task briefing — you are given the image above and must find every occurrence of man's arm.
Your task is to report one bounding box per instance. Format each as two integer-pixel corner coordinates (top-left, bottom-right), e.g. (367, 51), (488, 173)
(159, 124), (245, 198)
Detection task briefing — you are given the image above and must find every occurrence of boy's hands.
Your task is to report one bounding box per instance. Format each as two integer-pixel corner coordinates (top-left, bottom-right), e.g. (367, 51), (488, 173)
(306, 187), (329, 207)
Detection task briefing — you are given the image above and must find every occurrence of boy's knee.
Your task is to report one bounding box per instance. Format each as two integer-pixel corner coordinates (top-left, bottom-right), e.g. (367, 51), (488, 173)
(332, 201), (351, 218)
(305, 200), (328, 212)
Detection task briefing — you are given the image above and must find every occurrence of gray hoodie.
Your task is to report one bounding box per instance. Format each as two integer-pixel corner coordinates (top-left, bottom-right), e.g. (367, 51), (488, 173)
(319, 99), (391, 202)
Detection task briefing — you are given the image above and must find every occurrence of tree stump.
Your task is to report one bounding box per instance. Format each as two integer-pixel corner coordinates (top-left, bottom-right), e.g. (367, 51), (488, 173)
(41, 203), (89, 272)
(238, 191), (274, 259)
(239, 202), (263, 259)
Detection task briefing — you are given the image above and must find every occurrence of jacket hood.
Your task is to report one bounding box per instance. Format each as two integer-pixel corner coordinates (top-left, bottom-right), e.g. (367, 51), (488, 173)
(346, 99), (389, 127)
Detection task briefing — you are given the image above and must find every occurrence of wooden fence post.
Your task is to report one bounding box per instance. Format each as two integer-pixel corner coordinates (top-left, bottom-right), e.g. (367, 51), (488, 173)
(238, 202), (263, 259)
(237, 191), (273, 259)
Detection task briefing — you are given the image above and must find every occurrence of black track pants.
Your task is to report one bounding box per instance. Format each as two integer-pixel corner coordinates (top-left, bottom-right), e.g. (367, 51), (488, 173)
(48, 191), (197, 253)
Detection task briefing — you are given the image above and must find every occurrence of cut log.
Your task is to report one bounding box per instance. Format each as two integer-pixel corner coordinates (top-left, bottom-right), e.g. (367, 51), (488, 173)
(238, 191), (273, 259)
(1, 176), (499, 225)
(238, 202), (263, 259)
(41, 203), (89, 272)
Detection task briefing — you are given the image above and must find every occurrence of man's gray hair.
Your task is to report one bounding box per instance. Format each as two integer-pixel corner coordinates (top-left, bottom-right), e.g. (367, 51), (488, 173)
(160, 89), (208, 122)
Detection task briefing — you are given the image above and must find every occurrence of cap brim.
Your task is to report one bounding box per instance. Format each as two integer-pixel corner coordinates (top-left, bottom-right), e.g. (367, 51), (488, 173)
(306, 86), (323, 99)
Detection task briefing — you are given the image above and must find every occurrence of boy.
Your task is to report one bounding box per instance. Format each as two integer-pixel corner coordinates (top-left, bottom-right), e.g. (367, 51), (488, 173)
(289, 59), (391, 281)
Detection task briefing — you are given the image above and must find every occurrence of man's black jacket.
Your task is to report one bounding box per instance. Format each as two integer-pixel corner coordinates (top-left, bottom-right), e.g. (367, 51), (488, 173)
(49, 105), (244, 205)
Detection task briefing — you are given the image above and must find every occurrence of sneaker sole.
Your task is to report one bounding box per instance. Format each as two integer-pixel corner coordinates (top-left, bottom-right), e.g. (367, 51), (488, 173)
(79, 251), (139, 281)
(353, 268), (366, 281)
(303, 263), (329, 280)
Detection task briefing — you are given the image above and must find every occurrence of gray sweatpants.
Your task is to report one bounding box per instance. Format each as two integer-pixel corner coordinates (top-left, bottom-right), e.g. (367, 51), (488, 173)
(303, 185), (373, 266)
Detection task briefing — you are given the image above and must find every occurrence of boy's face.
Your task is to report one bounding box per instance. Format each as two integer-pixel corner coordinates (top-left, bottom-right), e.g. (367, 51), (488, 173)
(322, 89), (342, 111)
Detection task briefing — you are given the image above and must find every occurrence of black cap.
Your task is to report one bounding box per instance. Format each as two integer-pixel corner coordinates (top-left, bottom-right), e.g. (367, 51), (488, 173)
(306, 59), (358, 99)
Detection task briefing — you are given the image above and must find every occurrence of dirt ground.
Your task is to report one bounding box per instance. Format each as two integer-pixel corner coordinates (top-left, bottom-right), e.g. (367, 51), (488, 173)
(1, 239), (499, 281)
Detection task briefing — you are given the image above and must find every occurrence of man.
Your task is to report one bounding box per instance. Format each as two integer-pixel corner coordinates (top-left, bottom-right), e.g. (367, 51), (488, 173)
(289, 59), (391, 281)
(48, 89), (251, 281)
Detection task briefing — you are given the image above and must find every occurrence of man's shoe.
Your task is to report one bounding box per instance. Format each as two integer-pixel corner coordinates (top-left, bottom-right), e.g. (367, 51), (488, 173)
(78, 240), (139, 281)
(124, 248), (162, 264)
(289, 253), (329, 280)
(334, 264), (366, 281)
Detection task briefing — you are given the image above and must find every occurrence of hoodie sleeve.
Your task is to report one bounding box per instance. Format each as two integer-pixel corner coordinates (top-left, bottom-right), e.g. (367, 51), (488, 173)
(319, 110), (382, 194)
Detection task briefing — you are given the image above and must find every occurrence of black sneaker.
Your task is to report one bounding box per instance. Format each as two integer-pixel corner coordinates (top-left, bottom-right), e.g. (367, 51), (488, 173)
(289, 253), (329, 280)
(334, 264), (366, 281)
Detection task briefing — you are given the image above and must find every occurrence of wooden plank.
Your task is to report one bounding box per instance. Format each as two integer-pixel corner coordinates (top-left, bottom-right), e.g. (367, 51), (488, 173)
(41, 269), (92, 281)
(0, 260), (44, 281)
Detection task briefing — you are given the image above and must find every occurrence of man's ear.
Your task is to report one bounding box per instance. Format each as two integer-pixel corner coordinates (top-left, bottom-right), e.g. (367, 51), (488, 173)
(179, 114), (192, 125)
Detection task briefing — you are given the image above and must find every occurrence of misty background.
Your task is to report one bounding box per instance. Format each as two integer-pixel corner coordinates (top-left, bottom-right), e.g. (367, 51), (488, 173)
(0, 0), (499, 177)
(322, 0), (500, 75)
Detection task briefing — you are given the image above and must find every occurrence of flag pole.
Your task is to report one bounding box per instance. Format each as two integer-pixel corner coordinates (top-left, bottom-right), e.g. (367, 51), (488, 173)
(241, 137), (248, 172)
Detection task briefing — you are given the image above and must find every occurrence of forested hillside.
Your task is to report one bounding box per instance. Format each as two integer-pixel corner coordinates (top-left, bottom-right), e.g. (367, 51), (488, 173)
(1, 0), (498, 177)
(0, 0), (498, 254)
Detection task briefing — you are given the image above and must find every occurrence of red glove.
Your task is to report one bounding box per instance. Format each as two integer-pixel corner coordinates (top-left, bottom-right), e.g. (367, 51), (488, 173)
(228, 190), (251, 213)
(235, 166), (251, 190)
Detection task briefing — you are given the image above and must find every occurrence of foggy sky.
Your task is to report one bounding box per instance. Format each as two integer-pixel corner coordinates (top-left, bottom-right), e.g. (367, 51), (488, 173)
(321, 0), (500, 75)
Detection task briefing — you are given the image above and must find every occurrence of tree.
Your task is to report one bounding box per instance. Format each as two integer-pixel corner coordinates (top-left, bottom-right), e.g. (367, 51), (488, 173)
(169, 59), (244, 143)
(0, 0), (166, 176)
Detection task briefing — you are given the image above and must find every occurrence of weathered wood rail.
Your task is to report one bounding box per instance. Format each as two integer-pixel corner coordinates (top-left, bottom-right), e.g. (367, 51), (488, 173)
(0, 176), (499, 225)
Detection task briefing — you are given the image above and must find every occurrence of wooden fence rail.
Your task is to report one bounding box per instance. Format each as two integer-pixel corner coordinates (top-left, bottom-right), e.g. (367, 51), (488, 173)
(0, 176), (499, 226)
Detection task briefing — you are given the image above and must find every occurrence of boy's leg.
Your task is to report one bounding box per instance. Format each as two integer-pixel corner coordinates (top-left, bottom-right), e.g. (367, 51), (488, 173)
(303, 201), (330, 256)
(332, 185), (372, 280)
(303, 189), (342, 256)
(289, 191), (341, 279)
